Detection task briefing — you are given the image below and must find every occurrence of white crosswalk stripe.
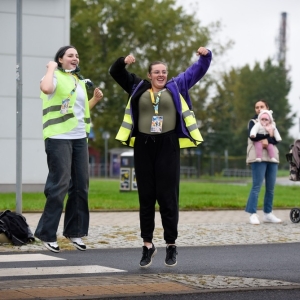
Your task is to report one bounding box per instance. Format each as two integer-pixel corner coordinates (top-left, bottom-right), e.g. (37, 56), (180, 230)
(0, 254), (65, 262)
(1, 265), (126, 277)
(0, 254), (127, 277)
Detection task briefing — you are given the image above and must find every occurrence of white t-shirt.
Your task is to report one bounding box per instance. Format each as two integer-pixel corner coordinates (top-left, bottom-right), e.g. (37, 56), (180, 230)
(43, 74), (87, 139)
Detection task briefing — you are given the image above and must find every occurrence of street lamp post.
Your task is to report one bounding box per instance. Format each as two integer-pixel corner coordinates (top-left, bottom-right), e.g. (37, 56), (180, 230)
(102, 131), (110, 178)
(16, 0), (23, 214)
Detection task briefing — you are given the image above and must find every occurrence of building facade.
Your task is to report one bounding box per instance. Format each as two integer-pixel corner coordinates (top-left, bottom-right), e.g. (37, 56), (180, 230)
(0, 0), (70, 192)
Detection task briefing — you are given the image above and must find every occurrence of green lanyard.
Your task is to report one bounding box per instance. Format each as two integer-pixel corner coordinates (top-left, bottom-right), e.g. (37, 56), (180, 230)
(149, 88), (165, 115)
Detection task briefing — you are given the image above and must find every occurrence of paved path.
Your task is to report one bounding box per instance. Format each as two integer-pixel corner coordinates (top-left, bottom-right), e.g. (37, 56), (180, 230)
(1, 209), (300, 299)
(9, 209), (298, 251)
(2, 176), (300, 299)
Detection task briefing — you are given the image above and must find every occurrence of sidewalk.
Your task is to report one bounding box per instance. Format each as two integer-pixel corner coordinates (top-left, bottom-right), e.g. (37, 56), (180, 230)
(2, 208), (299, 253)
(17, 209), (299, 251)
(1, 209), (300, 299)
(23, 209), (293, 227)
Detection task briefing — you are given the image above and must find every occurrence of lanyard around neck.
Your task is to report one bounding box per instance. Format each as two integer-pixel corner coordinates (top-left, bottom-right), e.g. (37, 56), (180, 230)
(66, 74), (79, 99)
(149, 88), (165, 115)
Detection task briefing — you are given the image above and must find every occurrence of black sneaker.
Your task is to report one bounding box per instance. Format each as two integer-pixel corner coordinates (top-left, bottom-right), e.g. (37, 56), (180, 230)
(43, 241), (60, 253)
(67, 237), (86, 251)
(139, 244), (157, 268)
(165, 245), (177, 267)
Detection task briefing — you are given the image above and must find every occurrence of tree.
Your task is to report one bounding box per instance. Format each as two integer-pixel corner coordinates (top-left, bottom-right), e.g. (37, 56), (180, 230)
(204, 59), (294, 166)
(70, 0), (228, 153)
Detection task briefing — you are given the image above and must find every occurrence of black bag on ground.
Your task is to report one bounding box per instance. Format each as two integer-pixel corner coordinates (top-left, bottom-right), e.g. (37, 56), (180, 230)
(0, 210), (35, 246)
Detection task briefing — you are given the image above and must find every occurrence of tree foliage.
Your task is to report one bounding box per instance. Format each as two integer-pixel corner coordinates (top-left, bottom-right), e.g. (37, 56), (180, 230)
(70, 0), (294, 172)
(70, 0), (225, 153)
(203, 59), (294, 165)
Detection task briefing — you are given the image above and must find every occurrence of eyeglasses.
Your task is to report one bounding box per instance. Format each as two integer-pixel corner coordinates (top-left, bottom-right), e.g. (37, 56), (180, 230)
(261, 118), (270, 121)
(151, 70), (168, 75)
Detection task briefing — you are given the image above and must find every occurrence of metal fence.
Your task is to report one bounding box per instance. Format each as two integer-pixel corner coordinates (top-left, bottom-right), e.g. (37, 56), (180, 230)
(89, 150), (254, 178)
(90, 163), (200, 179)
(89, 163), (108, 177)
(222, 168), (252, 177)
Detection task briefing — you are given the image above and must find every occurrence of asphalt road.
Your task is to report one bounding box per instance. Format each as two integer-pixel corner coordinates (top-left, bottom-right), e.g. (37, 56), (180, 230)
(2, 243), (300, 282)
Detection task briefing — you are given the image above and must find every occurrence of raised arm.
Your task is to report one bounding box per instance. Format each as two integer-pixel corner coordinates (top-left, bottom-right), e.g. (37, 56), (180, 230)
(40, 61), (58, 94)
(171, 47), (212, 108)
(174, 47), (212, 90)
(109, 55), (141, 94)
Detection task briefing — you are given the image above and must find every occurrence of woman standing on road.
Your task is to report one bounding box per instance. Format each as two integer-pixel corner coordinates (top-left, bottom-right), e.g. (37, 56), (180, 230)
(34, 45), (103, 253)
(109, 46), (212, 268)
(245, 100), (282, 225)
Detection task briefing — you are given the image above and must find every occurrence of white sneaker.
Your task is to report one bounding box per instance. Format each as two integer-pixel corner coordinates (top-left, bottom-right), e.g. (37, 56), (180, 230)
(43, 241), (60, 253)
(249, 213), (260, 225)
(270, 157), (279, 163)
(263, 212), (282, 223)
(67, 237), (86, 251)
(255, 158), (262, 162)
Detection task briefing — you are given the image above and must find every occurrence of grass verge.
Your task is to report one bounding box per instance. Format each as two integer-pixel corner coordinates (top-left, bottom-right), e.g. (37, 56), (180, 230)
(1, 177), (300, 211)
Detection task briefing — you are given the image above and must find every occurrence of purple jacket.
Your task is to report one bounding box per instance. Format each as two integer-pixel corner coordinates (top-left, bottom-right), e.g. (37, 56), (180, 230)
(109, 50), (212, 140)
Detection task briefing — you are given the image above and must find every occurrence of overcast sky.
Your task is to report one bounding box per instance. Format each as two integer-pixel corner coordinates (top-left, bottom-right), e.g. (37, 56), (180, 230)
(177, 0), (300, 138)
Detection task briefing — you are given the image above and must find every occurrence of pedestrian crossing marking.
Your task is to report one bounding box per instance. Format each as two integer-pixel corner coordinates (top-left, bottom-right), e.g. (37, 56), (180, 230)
(0, 254), (65, 263)
(0, 265), (126, 277)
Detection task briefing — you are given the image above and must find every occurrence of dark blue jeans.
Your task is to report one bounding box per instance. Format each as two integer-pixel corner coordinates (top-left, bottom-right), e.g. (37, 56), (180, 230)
(245, 161), (278, 214)
(34, 138), (89, 242)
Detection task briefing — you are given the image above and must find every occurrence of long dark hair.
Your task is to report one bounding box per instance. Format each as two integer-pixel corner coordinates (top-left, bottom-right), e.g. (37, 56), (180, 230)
(54, 45), (76, 68)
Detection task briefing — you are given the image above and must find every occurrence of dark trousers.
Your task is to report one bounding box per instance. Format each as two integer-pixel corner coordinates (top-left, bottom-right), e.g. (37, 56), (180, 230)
(34, 138), (90, 242)
(134, 131), (180, 244)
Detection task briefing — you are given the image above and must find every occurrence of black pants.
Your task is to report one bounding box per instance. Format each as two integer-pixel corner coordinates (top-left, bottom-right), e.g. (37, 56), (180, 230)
(134, 131), (180, 244)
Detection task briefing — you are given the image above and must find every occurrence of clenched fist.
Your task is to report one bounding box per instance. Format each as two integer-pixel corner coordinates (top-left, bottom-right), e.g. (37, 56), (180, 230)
(196, 47), (209, 56)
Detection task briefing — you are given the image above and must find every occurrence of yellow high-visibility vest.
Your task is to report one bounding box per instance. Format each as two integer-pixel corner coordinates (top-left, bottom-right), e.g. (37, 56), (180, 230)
(116, 93), (203, 148)
(41, 71), (90, 140)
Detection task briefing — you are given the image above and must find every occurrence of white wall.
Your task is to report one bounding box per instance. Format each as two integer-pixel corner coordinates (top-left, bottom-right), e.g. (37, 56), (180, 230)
(0, 0), (70, 191)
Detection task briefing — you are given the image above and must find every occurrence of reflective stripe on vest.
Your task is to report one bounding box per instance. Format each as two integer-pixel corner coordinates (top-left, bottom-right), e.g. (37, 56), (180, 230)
(41, 71), (90, 139)
(115, 102), (133, 145)
(115, 93), (203, 148)
(179, 93), (203, 147)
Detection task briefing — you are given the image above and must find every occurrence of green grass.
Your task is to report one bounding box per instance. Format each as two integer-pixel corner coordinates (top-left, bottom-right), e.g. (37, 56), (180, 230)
(1, 176), (300, 211)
